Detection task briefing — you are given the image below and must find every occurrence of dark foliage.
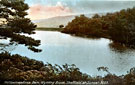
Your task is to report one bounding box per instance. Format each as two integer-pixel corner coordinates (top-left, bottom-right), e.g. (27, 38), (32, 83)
(0, 52), (135, 85)
(59, 24), (64, 28)
(0, 52), (90, 82)
(0, 0), (41, 52)
(62, 7), (135, 48)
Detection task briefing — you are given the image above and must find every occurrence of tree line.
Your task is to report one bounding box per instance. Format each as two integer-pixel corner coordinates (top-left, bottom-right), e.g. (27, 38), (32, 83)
(62, 7), (135, 48)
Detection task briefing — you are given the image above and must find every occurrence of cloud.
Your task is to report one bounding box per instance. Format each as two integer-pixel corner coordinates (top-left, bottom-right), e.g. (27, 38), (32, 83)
(26, 0), (135, 20)
(27, 2), (72, 20)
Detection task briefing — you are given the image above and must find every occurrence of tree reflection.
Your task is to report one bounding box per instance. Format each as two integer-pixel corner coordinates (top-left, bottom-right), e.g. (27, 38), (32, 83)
(109, 42), (129, 53)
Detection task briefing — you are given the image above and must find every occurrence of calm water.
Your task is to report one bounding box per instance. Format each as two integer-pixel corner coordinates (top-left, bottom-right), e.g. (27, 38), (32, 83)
(10, 31), (135, 76)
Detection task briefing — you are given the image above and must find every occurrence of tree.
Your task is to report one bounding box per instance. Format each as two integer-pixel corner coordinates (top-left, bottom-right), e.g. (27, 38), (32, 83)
(63, 7), (135, 47)
(92, 13), (100, 18)
(108, 7), (135, 47)
(0, 0), (41, 52)
(59, 24), (64, 28)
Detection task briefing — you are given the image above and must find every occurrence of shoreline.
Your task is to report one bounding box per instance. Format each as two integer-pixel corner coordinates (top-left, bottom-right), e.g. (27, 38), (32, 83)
(0, 52), (134, 84)
(36, 27), (64, 32)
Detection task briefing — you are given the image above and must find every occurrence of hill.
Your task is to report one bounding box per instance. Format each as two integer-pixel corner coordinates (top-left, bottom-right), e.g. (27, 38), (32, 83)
(33, 13), (105, 28)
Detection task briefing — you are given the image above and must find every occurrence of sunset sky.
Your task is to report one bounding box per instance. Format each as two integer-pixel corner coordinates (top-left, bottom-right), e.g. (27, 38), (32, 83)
(25, 0), (135, 20)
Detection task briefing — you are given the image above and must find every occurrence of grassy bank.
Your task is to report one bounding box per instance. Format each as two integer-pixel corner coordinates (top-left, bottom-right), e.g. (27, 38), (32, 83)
(36, 27), (64, 32)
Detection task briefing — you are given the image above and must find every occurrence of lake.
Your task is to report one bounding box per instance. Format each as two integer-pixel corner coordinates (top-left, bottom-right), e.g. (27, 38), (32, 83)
(10, 31), (135, 76)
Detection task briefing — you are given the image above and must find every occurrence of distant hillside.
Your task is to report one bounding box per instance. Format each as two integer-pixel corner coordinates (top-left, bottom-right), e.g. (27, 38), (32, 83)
(33, 15), (75, 28)
(33, 13), (105, 28)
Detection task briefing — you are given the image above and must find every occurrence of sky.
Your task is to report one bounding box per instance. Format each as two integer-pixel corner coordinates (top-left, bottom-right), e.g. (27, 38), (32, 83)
(25, 0), (135, 20)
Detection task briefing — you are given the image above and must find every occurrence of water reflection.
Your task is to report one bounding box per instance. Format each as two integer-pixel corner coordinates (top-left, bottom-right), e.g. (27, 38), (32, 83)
(109, 42), (131, 53)
(10, 31), (135, 76)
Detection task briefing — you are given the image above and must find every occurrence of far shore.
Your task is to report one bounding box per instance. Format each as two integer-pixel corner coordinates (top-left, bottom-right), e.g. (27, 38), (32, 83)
(36, 27), (64, 32)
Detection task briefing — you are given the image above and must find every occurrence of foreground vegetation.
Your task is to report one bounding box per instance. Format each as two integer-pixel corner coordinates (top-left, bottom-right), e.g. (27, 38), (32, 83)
(1, 0), (135, 84)
(0, 52), (90, 82)
(1, 52), (135, 84)
(0, 0), (41, 52)
(36, 27), (64, 32)
(62, 7), (135, 48)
